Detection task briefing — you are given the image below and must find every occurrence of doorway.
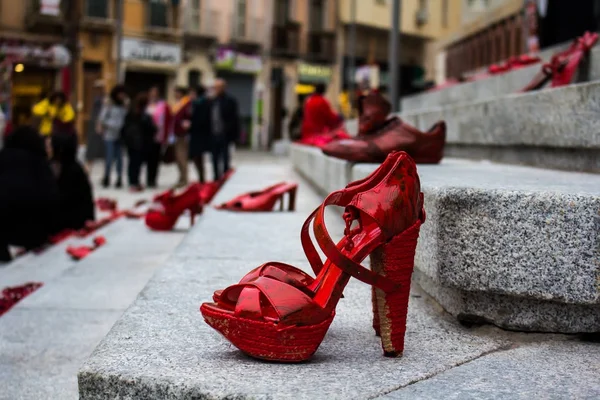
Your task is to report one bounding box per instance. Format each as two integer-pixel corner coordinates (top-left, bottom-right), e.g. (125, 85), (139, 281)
(82, 62), (103, 143)
(124, 71), (168, 100)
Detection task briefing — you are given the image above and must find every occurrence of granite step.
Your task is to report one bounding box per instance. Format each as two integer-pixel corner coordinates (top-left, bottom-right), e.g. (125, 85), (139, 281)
(0, 218), (187, 400)
(79, 159), (599, 400)
(292, 144), (600, 333)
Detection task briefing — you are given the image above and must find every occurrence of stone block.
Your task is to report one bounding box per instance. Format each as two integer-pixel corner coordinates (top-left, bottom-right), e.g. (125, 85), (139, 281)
(291, 144), (352, 195)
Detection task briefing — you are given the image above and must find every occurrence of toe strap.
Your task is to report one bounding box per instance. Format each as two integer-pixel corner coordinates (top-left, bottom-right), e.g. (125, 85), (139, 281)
(219, 277), (327, 324)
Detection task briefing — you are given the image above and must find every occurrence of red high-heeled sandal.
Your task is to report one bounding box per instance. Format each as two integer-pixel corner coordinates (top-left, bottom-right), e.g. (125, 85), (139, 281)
(211, 153), (407, 304)
(215, 182), (298, 212)
(201, 151), (425, 362)
(145, 183), (203, 231)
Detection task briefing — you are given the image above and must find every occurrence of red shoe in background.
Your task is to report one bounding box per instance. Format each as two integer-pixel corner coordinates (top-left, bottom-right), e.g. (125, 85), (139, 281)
(215, 182), (298, 212)
(145, 183), (203, 231)
(201, 151), (425, 362)
(66, 235), (106, 260)
(96, 198), (118, 212)
(0, 282), (43, 317)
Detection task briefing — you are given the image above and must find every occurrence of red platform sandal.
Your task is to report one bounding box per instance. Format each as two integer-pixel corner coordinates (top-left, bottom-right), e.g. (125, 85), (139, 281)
(215, 182), (298, 212)
(201, 151), (425, 362)
(210, 152), (409, 304)
(145, 183), (203, 231)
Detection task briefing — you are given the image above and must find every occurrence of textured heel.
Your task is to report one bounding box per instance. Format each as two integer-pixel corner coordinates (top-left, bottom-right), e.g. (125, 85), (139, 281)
(369, 221), (421, 357)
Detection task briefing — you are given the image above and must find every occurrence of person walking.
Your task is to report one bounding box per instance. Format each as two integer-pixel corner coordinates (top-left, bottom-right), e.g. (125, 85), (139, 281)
(146, 86), (170, 188)
(122, 93), (157, 191)
(171, 87), (191, 188)
(209, 79), (239, 181)
(188, 85), (210, 183)
(96, 85), (128, 188)
(31, 91), (53, 137)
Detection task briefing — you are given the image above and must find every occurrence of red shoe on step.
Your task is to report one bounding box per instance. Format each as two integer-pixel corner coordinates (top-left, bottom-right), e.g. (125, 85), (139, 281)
(201, 151), (425, 362)
(210, 153), (409, 304)
(145, 183), (203, 231)
(215, 182), (298, 212)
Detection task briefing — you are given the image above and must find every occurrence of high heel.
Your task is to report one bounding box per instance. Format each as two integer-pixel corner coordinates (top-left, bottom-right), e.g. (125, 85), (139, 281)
(145, 183), (203, 231)
(210, 153), (404, 304)
(201, 151), (425, 362)
(215, 182), (298, 212)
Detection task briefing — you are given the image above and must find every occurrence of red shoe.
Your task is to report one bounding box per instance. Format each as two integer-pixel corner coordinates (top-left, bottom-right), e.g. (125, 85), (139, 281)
(0, 282), (43, 316)
(201, 151), (425, 362)
(66, 235), (106, 260)
(521, 32), (598, 92)
(145, 183), (203, 231)
(96, 198), (118, 212)
(211, 153), (406, 304)
(215, 182), (298, 212)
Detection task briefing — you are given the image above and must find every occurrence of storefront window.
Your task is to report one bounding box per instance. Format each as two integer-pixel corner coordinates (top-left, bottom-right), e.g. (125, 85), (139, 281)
(149, 0), (168, 28)
(85, 0), (108, 19)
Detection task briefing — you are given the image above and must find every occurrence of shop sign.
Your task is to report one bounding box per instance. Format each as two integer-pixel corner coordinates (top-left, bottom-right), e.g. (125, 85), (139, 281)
(297, 63), (332, 83)
(40, 0), (61, 16)
(0, 42), (71, 68)
(215, 48), (262, 74)
(121, 38), (181, 64)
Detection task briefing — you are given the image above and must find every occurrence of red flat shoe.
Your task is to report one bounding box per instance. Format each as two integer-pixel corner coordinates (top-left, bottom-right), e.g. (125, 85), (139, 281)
(215, 182), (298, 212)
(96, 198), (118, 212)
(145, 183), (203, 231)
(0, 282), (43, 317)
(201, 151), (425, 362)
(211, 152), (407, 305)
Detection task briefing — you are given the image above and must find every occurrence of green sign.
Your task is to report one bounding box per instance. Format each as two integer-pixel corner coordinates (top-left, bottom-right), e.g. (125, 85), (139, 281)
(298, 63), (333, 83)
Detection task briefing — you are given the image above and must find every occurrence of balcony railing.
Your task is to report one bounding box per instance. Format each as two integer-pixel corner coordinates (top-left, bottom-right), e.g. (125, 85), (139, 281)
(271, 22), (300, 56)
(230, 15), (263, 44)
(185, 8), (219, 38)
(307, 31), (336, 62)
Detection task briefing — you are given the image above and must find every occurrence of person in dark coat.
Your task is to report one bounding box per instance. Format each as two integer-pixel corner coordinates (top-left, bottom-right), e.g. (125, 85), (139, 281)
(189, 85), (210, 183)
(50, 133), (95, 232)
(209, 79), (240, 181)
(0, 126), (59, 261)
(122, 93), (157, 191)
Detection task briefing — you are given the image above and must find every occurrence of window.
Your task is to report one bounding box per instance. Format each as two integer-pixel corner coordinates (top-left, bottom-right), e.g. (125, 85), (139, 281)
(442, 0), (448, 27)
(236, 0), (247, 37)
(310, 0), (324, 31)
(188, 70), (201, 88)
(86, 0), (108, 19)
(149, 0), (168, 28)
(189, 0), (201, 31)
(275, 0), (289, 25)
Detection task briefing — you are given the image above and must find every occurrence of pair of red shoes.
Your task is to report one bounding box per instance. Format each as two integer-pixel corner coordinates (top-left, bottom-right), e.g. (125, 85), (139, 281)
(66, 236), (106, 260)
(0, 282), (43, 317)
(201, 151), (425, 362)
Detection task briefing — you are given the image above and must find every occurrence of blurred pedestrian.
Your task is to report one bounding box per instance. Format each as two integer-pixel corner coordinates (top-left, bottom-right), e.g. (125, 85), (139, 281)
(146, 86), (171, 188)
(85, 81), (107, 173)
(49, 91), (76, 135)
(122, 93), (157, 191)
(0, 126), (59, 261)
(189, 85), (210, 183)
(0, 105), (5, 146)
(96, 85), (128, 188)
(300, 83), (340, 142)
(50, 132), (95, 231)
(209, 79), (239, 181)
(171, 87), (191, 188)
